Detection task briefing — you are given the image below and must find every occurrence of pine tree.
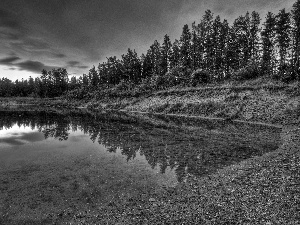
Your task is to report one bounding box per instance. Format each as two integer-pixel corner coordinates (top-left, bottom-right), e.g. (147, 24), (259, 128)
(261, 12), (277, 76)
(276, 9), (292, 67)
(211, 15), (222, 75)
(191, 22), (202, 70)
(226, 24), (240, 71)
(160, 34), (172, 75)
(179, 24), (192, 69)
(88, 66), (99, 87)
(170, 39), (180, 69)
(233, 12), (251, 68)
(141, 41), (161, 78)
(122, 48), (142, 83)
(219, 19), (230, 78)
(292, 0), (300, 76)
(202, 10), (214, 70)
(249, 11), (261, 61)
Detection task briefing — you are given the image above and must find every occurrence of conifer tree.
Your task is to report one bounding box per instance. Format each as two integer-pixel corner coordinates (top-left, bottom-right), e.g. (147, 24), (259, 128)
(202, 10), (214, 70)
(226, 24), (241, 71)
(170, 39), (180, 69)
(88, 66), (99, 87)
(250, 11), (261, 61)
(122, 48), (142, 83)
(292, 0), (300, 76)
(160, 34), (172, 75)
(211, 15), (222, 74)
(233, 12), (251, 68)
(141, 41), (161, 78)
(219, 19), (230, 77)
(276, 9), (292, 67)
(261, 12), (277, 75)
(179, 24), (192, 69)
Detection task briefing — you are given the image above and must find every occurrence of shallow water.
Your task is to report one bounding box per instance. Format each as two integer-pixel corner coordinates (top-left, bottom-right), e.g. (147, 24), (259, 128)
(0, 108), (283, 222)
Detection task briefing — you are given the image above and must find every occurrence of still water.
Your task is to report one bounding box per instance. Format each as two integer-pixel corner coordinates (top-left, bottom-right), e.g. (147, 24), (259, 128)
(0, 108), (282, 221)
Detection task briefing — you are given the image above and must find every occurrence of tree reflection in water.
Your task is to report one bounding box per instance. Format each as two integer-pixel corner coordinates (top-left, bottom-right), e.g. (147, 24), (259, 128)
(0, 109), (282, 182)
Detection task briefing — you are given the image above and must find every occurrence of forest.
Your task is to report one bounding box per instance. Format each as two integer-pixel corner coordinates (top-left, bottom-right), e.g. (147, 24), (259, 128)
(1, 0), (300, 98)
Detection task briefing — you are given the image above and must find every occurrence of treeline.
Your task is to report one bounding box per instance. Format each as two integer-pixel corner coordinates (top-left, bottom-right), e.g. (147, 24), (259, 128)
(0, 68), (68, 97)
(1, 0), (300, 98)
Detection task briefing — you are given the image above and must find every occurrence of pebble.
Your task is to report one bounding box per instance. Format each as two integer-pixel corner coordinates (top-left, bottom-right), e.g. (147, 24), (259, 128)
(149, 198), (156, 202)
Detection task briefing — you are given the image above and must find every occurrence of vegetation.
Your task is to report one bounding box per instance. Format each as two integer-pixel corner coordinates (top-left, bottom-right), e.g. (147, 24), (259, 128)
(1, 0), (300, 99)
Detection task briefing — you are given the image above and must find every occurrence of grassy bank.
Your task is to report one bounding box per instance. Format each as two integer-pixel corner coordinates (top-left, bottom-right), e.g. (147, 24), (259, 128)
(89, 78), (300, 126)
(1, 78), (299, 126)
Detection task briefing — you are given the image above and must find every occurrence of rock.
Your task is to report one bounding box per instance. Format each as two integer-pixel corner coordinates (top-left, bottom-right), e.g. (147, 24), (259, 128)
(149, 198), (156, 202)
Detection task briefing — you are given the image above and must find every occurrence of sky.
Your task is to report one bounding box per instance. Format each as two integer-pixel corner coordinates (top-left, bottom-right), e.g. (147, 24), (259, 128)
(0, 0), (294, 81)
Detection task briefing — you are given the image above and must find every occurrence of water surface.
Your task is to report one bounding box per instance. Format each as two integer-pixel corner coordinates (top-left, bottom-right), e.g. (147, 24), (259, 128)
(0, 108), (282, 222)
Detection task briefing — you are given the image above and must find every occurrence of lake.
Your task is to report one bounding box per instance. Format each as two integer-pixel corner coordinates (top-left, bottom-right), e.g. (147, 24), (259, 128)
(0, 108), (282, 223)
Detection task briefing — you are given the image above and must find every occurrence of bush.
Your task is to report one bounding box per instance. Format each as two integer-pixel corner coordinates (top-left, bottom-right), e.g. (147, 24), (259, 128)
(190, 69), (211, 86)
(232, 61), (260, 81)
(115, 80), (131, 91)
(163, 66), (191, 87)
(66, 87), (92, 100)
(274, 64), (298, 83)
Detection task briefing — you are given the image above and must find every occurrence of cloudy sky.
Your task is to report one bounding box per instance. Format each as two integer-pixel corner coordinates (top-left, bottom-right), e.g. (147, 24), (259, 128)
(0, 0), (294, 80)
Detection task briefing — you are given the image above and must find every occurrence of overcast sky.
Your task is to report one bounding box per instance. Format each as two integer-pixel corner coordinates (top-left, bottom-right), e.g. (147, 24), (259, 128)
(0, 0), (294, 80)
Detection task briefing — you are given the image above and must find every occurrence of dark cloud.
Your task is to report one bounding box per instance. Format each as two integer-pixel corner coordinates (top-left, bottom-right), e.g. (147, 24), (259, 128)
(53, 53), (66, 58)
(67, 61), (80, 67)
(15, 60), (58, 73)
(0, 8), (23, 30)
(77, 65), (89, 69)
(66, 61), (89, 69)
(0, 56), (21, 65)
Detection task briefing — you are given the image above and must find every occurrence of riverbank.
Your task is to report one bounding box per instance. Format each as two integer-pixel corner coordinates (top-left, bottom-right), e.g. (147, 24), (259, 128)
(1, 78), (299, 126)
(88, 78), (300, 127)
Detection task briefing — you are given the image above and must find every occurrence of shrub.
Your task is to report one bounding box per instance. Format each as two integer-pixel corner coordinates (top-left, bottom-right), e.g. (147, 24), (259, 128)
(66, 87), (91, 100)
(232, 61), (260, 81)
(115, 80), (131, 91)
(190, 69), (211, 86)
(164, 66), (191, 87)
(274, 64), (298, 83)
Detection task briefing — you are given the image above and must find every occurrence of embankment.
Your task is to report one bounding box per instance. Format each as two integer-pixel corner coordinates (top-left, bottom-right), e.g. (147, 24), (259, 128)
(95, 83), (300, 126)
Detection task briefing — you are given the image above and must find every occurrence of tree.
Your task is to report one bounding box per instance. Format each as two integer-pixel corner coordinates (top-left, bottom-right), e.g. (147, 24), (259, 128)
(170, 39), (180, 69)
(249, 11), (261, 61)
(276, 9), (292, 67)
(211, 15), (223, 75)
(292, 0), (300, 76)
(51, 68), (69, 96)
(219, 19), (230, 78)
(142, 40), (161, 77)
(179, 24), (192, 70)
(202, 10), (214, 70)
(261, 12), (277, 76)
(88, 66), (99, 87)
(160, 34), (172, 75)
(232, 12), (251, 68)
(122, 48), (142, 83)
(226, 26), (240, 72)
